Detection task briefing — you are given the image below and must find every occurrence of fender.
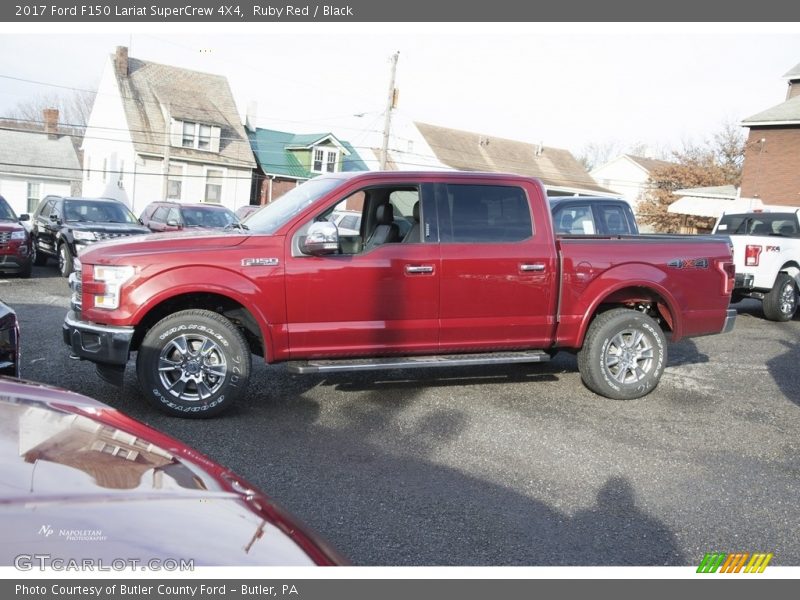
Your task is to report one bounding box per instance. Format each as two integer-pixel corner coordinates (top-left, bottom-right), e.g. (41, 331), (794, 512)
(558, 262), (682, 347)
(126, 265), (280, 360)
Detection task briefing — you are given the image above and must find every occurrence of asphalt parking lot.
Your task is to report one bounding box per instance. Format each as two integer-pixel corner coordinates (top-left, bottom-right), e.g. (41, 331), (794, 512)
(3, 265), (799, 566)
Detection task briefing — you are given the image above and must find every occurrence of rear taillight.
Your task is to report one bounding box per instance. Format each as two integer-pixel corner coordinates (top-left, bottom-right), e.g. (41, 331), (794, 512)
(718, 260), (736, 296)
(745, 245), (762, 267)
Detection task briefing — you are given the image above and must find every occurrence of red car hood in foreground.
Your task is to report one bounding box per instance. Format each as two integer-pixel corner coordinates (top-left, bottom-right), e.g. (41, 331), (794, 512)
(0, 378), (343, 566)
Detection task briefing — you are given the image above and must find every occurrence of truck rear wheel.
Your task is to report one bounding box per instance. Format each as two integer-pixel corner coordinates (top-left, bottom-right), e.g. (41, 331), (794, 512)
(577, 308), (667, 400)
(762, 273), (797, 322)
(136, 309), (251, 418)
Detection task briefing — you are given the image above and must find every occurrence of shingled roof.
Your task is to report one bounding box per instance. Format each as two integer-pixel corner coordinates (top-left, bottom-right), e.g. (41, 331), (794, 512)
(625, 154), (674, 173)
(742, 95), (800, 126)
(114, 54), (255, 169)
(414, 122), (610, 193)
(0, 128), (81, 180)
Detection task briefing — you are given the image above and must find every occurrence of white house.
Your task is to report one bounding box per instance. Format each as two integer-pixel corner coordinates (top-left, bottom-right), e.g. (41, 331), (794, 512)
(0, 109), (81, 216)
(590, 154), (673, 211)
(81, 47), (255, 216)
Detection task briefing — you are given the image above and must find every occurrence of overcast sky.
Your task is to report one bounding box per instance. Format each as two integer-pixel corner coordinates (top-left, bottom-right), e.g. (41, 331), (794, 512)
(1, 24), (799, 160)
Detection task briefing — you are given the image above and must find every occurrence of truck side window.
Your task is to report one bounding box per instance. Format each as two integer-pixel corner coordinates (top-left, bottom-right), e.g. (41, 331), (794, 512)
(437, 184), (532, 243)
(600, 206), (628, 234)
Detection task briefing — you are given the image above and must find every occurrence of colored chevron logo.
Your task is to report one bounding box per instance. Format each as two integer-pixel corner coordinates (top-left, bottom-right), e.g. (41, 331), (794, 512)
(697, 552), (773, 573)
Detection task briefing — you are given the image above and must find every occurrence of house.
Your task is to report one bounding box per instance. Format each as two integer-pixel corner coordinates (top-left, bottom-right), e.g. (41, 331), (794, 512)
(590, 154), (674, 215)
(0, 108), (82, 216)
(81, 46), (255, 215)
(413, 122), (613, 197)
(247, 128), (369, 204)
(739, 61), (800, 207)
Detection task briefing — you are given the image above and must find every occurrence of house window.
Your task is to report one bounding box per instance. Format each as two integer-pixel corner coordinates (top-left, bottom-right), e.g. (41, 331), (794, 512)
(86, 156), (91, 181)
(205, 169), (223, 203)
(167, 163), (183, 200)
(118, 160), (125, 186)
(312, 147), (338, 174)
(198, 124), (211, 150)
(102, 158), (108, 183)
(182, 121), (196, 147)
(27, 182), (40, 213)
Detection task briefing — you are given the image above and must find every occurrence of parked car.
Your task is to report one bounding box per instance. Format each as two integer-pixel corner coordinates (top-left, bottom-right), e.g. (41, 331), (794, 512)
(0, 299), (19, 377)
(328, 209), (363, 236)
(549, 196), (639, 236)
(64, 171), (736, 418)
(0, 376), (344, 566)
(32, 196), (150, 277)
(140, 201), (239, 232)
(712, 209), (800, 321)
(236, 204), (262, 221)
(0, 194), (34, 278)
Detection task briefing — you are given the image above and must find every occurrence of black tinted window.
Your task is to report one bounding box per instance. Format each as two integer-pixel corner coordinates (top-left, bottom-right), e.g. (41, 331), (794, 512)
(716, 213), (799, 237)
(437, 184), (532, 243)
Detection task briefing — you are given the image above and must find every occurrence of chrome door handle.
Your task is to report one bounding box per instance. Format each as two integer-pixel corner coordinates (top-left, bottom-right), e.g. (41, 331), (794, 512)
(405, 265), (434, 274)
(520, 263), (546, 272)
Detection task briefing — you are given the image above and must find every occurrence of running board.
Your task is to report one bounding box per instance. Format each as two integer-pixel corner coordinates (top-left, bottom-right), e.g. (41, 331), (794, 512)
(286, 350), (550, 374)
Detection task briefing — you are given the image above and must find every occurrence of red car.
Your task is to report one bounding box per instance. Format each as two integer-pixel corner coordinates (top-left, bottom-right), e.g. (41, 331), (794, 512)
(0, 376), (344, 566)
(139, 201), (239, 232)
(0, 195), (33, 278)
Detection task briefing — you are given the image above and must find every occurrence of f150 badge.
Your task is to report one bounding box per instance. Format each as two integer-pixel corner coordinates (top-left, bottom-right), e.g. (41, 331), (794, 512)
(241, 258), (280, 267)
(668, 258), (709, 269)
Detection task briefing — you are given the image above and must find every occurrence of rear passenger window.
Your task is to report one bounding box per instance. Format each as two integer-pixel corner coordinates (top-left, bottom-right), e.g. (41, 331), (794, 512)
(437, 184), (532, 243)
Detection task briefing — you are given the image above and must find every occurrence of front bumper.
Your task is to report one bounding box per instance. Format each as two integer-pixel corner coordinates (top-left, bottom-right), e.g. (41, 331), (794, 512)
(62, 310), (133, 366)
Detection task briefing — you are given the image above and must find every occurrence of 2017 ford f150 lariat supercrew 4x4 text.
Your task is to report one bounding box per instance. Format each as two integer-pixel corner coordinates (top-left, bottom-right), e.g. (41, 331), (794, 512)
(63, 172), (737, 418)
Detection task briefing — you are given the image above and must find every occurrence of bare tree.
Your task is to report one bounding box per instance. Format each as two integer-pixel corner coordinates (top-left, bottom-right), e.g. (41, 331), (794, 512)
(4, 87), (95, 129)
(637, 122), (746, 233)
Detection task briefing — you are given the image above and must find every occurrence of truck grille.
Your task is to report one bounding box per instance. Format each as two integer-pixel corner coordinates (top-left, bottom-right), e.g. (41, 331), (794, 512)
(95, 232), (135, 241)
(0, 232), (10, 248)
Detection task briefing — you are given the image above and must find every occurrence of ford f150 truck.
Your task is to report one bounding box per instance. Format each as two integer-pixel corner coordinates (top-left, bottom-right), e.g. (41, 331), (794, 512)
(63, 171), (736, 418)
(712, 210), (800, 321)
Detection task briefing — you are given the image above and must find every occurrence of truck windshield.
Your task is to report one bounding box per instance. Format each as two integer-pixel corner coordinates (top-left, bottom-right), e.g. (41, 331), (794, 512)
(716, 213), (799, 237)
(245, 178), (342, 234)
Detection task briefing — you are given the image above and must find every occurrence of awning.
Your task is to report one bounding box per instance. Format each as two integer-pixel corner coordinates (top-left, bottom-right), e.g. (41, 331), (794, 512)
(668, 196), (763, 218)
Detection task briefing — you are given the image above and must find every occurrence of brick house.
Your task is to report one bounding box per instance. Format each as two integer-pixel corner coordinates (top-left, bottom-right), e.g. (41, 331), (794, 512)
(247, 128), (368, 204)
(739, 61), (800, 207)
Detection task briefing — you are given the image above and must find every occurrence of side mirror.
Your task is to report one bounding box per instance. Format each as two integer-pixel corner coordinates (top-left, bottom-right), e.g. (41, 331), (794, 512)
(302, 221), (339, 256)
(49, 213), (60, 224)
(19, 214), (30, 222)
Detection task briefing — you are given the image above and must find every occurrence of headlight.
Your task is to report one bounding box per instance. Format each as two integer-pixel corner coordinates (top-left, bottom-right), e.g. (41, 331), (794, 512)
(73, 230), (97, 242)
(92, 265), (135, 310)
(10, 230), (26, 240)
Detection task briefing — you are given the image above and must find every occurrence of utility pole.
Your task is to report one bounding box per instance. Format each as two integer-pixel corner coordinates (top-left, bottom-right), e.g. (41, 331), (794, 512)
(380, 51), (399, 171)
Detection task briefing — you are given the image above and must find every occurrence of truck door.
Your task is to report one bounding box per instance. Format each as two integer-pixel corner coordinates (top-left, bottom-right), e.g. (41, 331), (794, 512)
(435, 182), (558, 350)
(284, 183), (440, 357)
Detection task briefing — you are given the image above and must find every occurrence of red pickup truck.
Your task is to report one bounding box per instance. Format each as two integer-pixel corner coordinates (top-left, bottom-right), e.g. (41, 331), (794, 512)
(63, 171), (736, 418)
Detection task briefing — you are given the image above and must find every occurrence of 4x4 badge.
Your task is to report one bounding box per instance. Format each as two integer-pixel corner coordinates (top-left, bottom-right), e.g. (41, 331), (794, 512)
(241, 258), (279, 267)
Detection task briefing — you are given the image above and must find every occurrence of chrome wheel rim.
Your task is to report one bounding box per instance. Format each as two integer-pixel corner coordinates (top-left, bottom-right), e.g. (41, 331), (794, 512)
(779, 282), (796, 315)
(58, 247), (66, 274)
(604, 328), (655, 384)
(158, 334), (227, 402)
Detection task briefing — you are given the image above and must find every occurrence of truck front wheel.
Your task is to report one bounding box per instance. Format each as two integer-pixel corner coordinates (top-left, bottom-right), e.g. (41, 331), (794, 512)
(762, 273), (798, 322)
(577, 308), (667, 400)
(136, 309), (251, 418)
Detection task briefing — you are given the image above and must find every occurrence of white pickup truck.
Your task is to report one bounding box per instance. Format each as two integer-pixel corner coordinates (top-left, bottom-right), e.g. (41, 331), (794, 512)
(713, 209), (800, 321)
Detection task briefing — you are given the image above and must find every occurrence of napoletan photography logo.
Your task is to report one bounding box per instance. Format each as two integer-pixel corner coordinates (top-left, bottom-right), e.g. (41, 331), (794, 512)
(697, 552), (774, 573)
(38, 524), (107, 542)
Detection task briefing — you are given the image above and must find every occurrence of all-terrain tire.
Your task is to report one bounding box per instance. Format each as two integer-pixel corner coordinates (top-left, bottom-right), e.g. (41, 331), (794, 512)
(136, 309), (251, 418)
(762, 272), (797, 322)
(577, 308), (667, 400)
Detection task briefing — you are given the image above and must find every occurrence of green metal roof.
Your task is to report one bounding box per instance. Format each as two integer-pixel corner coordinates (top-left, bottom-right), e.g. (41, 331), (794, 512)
(248, 128), (369, 179)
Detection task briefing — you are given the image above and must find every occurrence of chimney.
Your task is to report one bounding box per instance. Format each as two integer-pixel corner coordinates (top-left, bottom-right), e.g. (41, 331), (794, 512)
(43, 108), (59, 139)
(245, 101), (258, 132)
(115, 46), (129, 78)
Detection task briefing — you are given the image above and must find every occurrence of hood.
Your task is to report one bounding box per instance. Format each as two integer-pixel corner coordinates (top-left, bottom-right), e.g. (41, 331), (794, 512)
(0, 379), (342, 566)
(78, 230), (254, 265)
(69, 222), (150, 234)
(0, 220), (26, 234)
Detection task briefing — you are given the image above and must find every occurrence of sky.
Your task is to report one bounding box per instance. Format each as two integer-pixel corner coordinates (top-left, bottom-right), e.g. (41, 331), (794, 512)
(0, 23), (799, 162)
